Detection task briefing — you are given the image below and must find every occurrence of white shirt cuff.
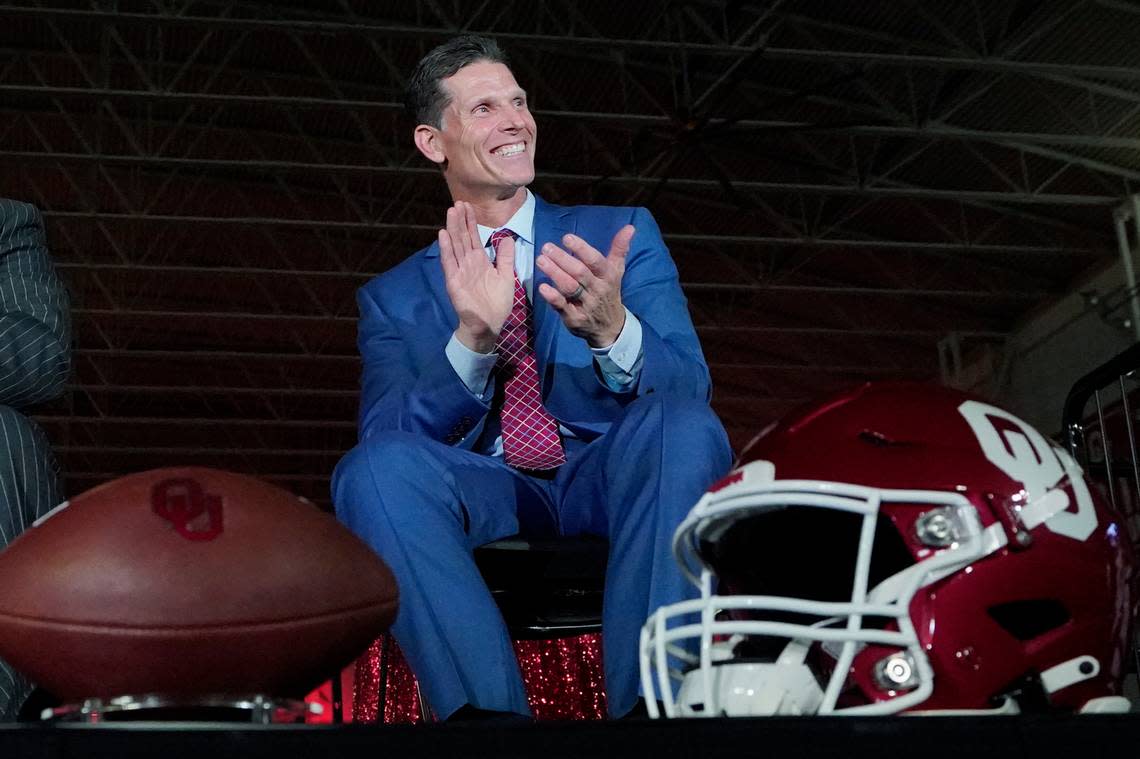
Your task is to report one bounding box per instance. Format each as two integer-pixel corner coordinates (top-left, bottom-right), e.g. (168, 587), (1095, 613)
(591, 307), (643, 389)
(445, 332), (498, 400)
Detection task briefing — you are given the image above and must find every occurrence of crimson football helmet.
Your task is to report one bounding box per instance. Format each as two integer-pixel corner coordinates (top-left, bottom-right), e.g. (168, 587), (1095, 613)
(640, 382), (1136, 717)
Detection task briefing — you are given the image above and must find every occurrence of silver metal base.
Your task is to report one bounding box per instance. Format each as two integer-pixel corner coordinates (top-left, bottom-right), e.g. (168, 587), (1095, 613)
(42, 693), (322, 723)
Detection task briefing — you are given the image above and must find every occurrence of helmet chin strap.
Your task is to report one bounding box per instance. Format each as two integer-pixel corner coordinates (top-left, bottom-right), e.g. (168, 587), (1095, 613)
(678, 638), (824, 717)
(904, 655), (1127, 716)
(1039, 654), (1131, 714)
(904, 696), (1021, 717)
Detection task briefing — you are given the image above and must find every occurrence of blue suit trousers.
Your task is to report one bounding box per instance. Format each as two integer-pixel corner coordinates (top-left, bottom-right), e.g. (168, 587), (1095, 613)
(333, 393), (731, 719)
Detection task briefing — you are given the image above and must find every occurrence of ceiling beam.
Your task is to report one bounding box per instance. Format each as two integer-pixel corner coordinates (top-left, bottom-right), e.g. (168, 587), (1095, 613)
(49, 261), (1067, 297)
(6, 148), (1118, 205)
(6, 6), (1140, 81)
(36, 415), (356, 429)
(73, 348), (358, 363)
(69, 383), (359, 398)
(5, 85), (1140, 153)
(40, 211), (1106, 254)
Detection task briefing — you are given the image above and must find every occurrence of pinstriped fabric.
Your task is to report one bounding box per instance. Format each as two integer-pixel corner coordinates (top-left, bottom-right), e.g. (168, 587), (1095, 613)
(0, 409), (62, 720)
(0, 198), (70, 721)
(0, 199), (71, 406)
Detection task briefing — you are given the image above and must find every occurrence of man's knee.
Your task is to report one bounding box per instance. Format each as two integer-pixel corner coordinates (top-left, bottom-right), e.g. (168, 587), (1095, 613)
(618, 393), (731, 460)
(332, 431), (450, 525)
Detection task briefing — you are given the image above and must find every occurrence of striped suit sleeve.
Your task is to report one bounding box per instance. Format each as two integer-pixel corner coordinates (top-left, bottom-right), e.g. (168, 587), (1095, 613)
(0, 199), (71, 408)
(0, 406), (61, 719)
(0, 199), (69, 719)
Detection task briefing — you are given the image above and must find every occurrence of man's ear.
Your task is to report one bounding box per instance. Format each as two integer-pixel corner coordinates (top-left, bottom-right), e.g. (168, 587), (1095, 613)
(413, 125), (446, 166)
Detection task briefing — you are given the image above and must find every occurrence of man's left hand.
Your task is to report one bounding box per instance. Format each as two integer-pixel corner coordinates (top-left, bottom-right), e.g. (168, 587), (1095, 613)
(536, 225), (634, 348)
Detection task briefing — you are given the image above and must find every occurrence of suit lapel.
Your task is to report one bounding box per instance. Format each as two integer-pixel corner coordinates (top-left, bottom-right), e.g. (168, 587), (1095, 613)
(532, 195), (571, 367)
(421, 240), (458, 329)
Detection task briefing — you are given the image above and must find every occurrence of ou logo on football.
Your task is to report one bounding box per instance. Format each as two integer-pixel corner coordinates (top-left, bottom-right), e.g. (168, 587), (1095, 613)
(958, 400), (1097, 542)
(152, 477), (225, 542)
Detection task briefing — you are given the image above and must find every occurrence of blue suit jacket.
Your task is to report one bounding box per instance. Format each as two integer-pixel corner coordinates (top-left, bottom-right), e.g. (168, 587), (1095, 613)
(355, 196), (710, 449)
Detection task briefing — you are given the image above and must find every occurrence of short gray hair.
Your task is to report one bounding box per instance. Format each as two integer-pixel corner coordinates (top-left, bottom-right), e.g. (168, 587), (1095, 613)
(405, 35), (510, 128)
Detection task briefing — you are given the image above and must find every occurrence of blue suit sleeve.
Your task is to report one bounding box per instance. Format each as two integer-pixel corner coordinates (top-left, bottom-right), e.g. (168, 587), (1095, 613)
(0, 200), (71, 409)
(620, 207), (712, 402)
(356, 283), (491, 445)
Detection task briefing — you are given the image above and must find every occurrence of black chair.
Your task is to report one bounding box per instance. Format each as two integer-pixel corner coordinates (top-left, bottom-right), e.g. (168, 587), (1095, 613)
(371, 534), (609, 722)
(474, 534), (608, 639)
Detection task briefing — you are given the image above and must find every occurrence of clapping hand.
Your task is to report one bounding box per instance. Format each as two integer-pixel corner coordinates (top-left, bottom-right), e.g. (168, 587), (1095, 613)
(439, 201), (516, 354)
(536, 225), (634, 348)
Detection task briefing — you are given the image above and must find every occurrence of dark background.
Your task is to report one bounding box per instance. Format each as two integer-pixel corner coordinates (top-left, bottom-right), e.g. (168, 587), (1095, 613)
(2, 0), (1137, 507)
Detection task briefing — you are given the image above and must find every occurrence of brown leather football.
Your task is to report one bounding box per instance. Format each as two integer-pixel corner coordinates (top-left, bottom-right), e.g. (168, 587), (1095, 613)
(0, 467), (398, 700)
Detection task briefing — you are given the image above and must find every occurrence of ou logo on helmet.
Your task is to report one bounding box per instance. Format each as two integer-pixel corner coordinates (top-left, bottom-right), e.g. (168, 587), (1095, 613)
(958, 400), (1098, 542)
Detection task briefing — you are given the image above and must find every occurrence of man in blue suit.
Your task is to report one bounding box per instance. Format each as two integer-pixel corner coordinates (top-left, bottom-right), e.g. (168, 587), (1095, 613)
(332, 36), (731, 721)
(0, 198), (71, 720)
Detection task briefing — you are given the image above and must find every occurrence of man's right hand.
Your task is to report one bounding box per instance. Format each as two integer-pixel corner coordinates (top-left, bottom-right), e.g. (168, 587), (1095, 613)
(439, 201), (516, 354)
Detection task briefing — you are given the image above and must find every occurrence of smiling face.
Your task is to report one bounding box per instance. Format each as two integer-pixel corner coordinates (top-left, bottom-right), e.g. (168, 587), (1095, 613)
(415, 60), (536, 207)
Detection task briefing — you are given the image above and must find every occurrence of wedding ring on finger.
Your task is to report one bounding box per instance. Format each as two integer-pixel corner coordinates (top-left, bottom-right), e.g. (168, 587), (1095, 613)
(566, 282), (586, 302)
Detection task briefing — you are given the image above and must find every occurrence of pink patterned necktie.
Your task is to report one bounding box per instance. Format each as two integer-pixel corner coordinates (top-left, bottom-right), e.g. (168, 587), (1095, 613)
(490, 228), (566, 471)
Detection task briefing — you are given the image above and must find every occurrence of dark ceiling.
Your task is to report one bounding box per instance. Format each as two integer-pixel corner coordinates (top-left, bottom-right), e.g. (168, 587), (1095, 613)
(2, 0), (1138, 507)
